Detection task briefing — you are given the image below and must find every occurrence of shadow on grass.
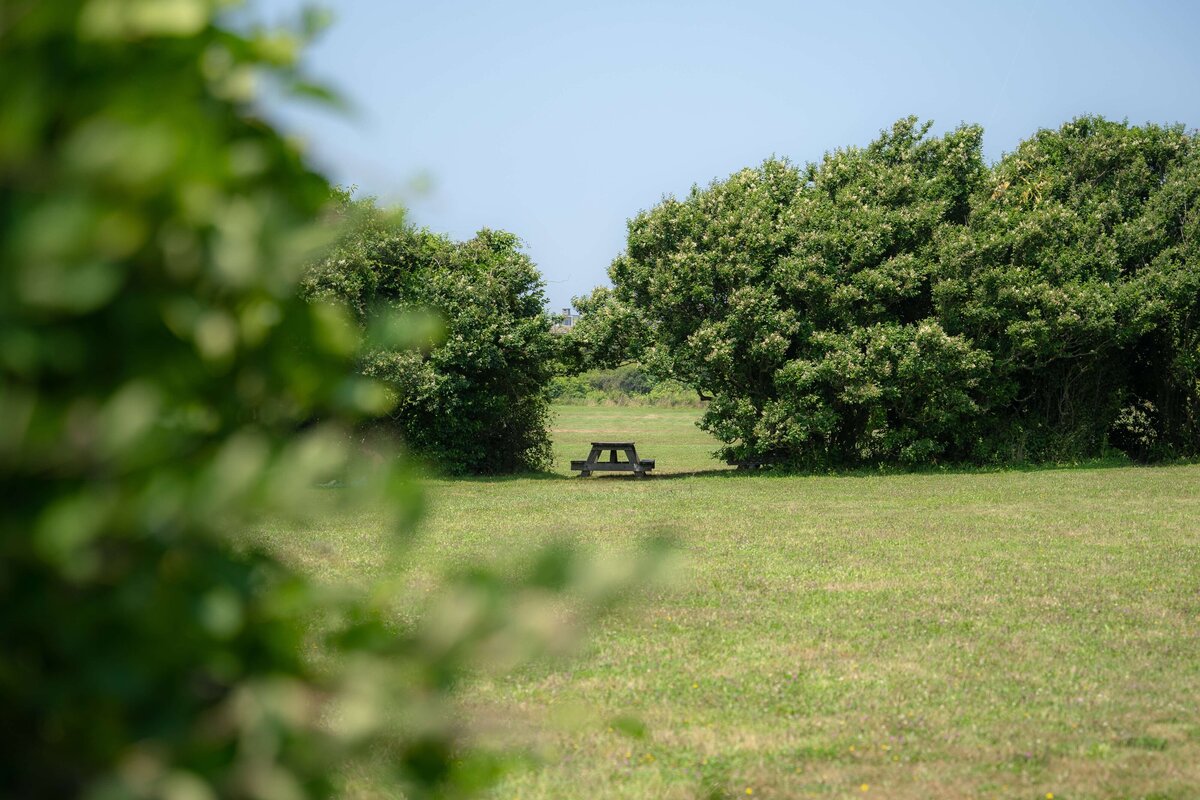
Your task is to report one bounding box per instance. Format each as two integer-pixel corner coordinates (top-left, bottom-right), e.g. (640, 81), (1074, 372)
(429, 467), (747, 484)
(420, 456), (1200, 485)
(571, 468), (746, 481)
(769, 455), (1200, 481)
(568, 455), (1200, 482)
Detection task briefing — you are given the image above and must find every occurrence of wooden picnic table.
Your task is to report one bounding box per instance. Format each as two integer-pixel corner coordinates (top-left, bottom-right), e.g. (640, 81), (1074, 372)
(726, 458), (772, 470)
(570, 441), (655, 477)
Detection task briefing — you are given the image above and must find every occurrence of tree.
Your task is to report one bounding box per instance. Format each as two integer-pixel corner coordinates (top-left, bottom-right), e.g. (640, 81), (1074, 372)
(594, 118), (992, 467)
(302, 195), (557, 474)
(937, 117), (1200, 460)
(589, 116), (1199, 467)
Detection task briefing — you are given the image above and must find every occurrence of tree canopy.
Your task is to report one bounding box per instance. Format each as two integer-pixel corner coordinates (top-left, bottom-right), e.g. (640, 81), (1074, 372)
(572, 117), (1200, 467)
(302, 195), (557, 474)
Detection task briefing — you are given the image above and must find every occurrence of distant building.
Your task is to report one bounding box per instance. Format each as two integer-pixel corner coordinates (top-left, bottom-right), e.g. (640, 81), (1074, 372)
(550, 307), (580, 335)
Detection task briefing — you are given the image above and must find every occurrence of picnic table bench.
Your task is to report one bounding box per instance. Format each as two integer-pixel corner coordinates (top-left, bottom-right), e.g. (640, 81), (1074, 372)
(571, 441), (655, 477)
(726, 458), (772, 470)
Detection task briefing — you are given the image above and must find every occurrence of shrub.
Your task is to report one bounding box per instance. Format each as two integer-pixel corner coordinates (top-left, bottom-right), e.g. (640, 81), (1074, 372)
(303, 197), (557, 474)
(938, 117), (1200, 460)
(0, 4), (656, 799)
(0, 4), (405, 795)
(584, 119), (992, 466)
(589, 363), (654, 395)
(548, 374), (593, 401)
(578, 117), (1200, 467)
(548, 366), (701, 407)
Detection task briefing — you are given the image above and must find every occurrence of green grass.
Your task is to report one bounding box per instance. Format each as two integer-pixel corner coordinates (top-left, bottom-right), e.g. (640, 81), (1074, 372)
(254, 405), (1200, 799)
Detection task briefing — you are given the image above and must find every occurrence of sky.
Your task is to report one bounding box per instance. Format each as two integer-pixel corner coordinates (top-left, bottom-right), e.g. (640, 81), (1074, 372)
(257, 0), (1200, 311)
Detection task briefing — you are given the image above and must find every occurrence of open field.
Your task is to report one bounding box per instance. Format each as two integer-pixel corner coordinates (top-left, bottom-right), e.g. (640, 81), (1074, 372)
(253, 405), (1200, 799)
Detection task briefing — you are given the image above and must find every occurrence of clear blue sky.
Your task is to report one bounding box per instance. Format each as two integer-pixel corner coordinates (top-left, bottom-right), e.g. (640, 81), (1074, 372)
(259, 0), (1200, 311)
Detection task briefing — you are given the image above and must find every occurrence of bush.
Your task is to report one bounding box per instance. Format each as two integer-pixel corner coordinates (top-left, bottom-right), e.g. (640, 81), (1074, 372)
(0, 4), (658, 799)
(589, 363), (654, 395)
(578, 117), (1200, 467)
(548, 366), (701, 407)
(0, 4), (406, 795)
(938, 117), (1200, 461)
(303, 197), (557, 474)
(548, 374), (593, 401)
(584, 119), (991, 466)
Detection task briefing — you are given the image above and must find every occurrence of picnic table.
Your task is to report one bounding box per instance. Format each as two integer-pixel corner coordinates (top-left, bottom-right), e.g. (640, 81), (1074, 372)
(571, 441), (655, 477)
(726, 458), (771, 470)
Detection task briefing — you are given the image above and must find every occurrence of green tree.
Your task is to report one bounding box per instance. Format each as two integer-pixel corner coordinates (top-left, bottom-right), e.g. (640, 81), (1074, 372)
(593, 118), (992, 467)
(937, 117), (1200, 460)
(588, 116), (1199, 467)
(302, 195), (557, 474)
(560, 285), (649, 374)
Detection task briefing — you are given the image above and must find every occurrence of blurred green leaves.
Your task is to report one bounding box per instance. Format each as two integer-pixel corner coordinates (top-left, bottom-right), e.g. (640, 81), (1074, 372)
(79, 0), (211, 39)
(1, 3), (663, 798)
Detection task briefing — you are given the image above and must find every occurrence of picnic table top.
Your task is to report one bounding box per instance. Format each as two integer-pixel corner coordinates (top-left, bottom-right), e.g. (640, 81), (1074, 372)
(590, 441), (636, 448)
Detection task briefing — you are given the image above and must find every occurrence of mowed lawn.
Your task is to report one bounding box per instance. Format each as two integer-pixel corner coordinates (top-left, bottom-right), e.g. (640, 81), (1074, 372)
(256, 405), (1200, 800)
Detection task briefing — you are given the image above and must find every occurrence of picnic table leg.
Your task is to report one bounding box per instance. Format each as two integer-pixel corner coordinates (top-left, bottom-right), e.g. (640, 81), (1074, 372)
(580, 445), (602, 477)
(577, 444), (652, 477)
(624, 446), (648, 476)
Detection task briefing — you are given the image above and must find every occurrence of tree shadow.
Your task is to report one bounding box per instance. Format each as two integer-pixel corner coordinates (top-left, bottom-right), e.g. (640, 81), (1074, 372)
(443, 467), (745, 484)
(555, 467), (763, 481)
(425, 455), (1200, 485)
(774, 455), (1200, 481)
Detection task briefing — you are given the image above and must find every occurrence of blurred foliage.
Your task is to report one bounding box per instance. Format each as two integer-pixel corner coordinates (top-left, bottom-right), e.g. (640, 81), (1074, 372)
(302, 194), (556, 474)
(0, 2), (660, 798)
(579, 117), (1200, 467)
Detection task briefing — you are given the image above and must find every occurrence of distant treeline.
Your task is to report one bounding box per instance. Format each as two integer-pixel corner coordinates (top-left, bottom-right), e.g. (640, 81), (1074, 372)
(569, 117), (1200, 467)
(550, 364), (699, 407)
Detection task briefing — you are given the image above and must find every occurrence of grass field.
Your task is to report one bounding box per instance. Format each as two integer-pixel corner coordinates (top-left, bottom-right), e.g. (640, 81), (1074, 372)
(254, 405), (1200, 799)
